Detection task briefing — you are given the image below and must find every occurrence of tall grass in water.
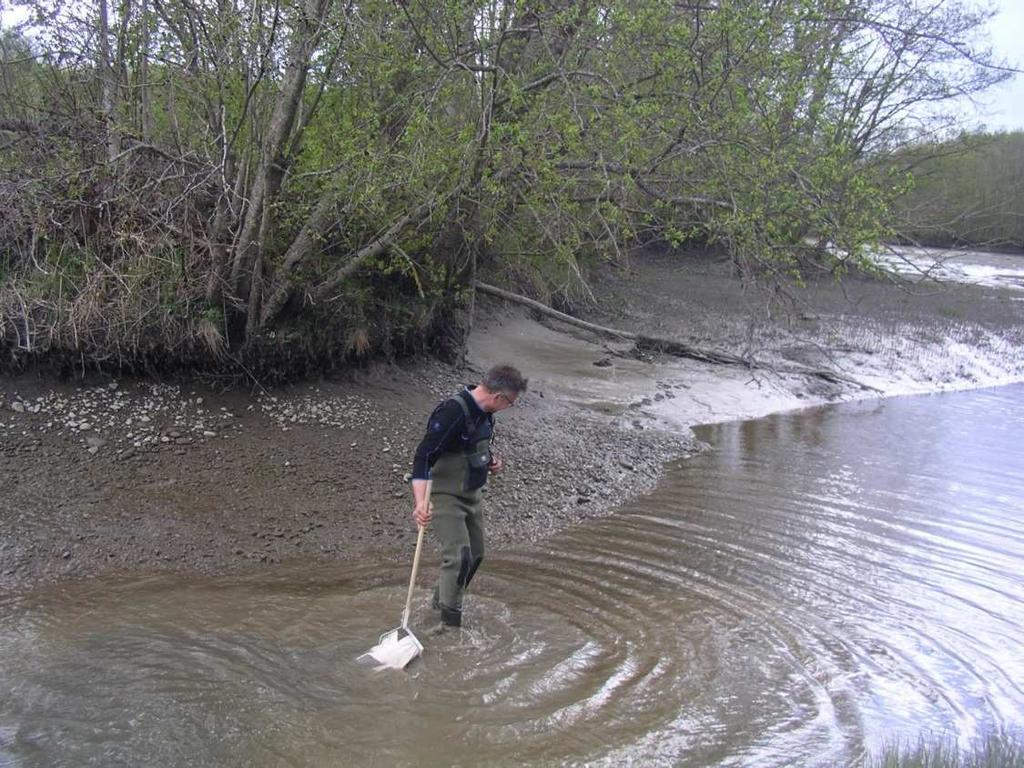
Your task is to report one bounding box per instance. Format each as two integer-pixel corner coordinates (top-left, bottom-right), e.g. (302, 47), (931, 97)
(866, 732), (1024, 768)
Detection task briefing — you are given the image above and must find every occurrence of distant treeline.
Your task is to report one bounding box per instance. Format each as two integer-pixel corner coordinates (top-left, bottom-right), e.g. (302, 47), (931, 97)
(890, 132), (1024, 252)
(0, 1), (1012, 379)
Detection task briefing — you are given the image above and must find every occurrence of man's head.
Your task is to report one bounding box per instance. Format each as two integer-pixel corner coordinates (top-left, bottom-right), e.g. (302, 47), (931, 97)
(477, 364), (528, 413)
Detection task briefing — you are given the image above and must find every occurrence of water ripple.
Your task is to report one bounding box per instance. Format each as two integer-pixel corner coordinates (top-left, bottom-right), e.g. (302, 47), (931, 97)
(1, 386), (1023, 766)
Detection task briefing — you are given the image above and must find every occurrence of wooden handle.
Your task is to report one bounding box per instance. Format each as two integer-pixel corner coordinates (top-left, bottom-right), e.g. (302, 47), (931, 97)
(401, 479), (431, 629)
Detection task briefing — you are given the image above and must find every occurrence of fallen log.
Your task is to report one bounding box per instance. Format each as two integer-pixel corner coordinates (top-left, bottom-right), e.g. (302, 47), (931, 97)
(473, 281), (879, 392)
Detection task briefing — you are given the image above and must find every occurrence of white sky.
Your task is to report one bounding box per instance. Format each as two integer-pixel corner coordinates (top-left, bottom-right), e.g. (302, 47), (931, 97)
(1, 0), (1022, 131)
(972, 0), (1024, 131)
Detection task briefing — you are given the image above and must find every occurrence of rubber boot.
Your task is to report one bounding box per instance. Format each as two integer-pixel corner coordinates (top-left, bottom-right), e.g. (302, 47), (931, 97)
(440, 605), (462, 627)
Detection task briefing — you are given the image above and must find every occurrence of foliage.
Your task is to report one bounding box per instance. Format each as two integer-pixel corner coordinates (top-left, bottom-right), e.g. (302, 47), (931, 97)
(887, 131), (1024, 251)
(0, 0), (1012, 377)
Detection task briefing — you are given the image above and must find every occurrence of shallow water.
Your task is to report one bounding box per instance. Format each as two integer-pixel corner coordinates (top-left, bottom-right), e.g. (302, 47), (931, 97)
(2, 385), (1023, 767)
(873, 246), (1024, 291)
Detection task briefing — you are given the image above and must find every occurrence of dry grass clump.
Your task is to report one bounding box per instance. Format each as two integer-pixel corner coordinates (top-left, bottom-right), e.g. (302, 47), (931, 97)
(0, 236), (442, 380)
(865, 731), (1024, 768)
(1, 248), (209, 373)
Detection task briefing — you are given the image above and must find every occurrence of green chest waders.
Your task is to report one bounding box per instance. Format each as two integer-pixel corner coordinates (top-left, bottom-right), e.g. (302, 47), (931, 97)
(429, 396), (491, 627)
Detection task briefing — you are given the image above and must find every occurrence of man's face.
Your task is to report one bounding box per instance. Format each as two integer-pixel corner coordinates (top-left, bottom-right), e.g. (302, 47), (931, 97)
(494, 391), (517, 410)
(485, 388), (518, 413)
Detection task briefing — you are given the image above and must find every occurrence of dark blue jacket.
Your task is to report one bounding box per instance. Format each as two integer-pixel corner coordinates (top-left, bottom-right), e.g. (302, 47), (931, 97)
(411, 387), (494, 489)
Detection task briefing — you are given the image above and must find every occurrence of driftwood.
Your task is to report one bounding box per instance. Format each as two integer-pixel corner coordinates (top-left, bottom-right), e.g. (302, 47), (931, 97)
(474, 281), (879, 392)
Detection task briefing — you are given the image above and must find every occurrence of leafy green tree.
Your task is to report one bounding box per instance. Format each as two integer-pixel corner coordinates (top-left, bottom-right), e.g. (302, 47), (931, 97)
(0, 0), (1014, 375)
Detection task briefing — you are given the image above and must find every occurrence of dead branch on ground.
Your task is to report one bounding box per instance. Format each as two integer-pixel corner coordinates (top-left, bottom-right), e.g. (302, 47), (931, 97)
(474, 281), (879, 391)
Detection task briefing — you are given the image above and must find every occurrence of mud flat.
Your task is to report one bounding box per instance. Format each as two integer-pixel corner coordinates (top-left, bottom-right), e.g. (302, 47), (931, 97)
(2, 248), (1023, 591)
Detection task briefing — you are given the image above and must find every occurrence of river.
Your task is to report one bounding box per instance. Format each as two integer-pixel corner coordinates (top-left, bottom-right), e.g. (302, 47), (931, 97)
(2, 384), (1022, 766)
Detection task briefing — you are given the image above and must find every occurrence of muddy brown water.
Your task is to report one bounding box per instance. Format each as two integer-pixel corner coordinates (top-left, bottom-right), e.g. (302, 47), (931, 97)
(2, 385), (1023, 767)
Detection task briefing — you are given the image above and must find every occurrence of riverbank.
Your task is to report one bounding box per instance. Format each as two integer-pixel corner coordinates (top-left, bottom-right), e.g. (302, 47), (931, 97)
(2, 247), (1023, 591)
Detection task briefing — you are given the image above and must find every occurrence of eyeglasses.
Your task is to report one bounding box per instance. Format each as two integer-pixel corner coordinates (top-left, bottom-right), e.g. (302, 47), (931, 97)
(496, 391), (516, 407)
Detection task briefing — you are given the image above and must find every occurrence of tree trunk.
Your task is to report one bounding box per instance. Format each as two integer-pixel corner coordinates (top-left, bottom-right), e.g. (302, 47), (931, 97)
(310, 200), (436, 305)
(97, 0), (119, 162)
(206, 152), (244, 304)
(230, 0), (334, 309)
(259, 192), (344, 329)
(139, 0), (153, 141)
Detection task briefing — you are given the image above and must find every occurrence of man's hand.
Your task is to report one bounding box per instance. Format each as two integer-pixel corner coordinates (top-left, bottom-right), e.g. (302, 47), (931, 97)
(413, 499), (433, 527)
(411, 478), (433, 527)
(488, 453), (504, 475)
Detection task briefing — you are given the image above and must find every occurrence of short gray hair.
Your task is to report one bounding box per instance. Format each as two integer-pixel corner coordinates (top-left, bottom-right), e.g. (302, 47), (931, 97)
(482, 364), (528, 395)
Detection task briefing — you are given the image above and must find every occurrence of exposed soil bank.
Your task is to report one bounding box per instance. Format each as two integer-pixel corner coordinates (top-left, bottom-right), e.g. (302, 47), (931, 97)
(2, 248), (1023, 591)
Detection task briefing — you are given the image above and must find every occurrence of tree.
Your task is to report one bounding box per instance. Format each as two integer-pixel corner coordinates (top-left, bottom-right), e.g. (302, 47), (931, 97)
(0, 0), (1014, 376)
(888, 131), (1024, 250)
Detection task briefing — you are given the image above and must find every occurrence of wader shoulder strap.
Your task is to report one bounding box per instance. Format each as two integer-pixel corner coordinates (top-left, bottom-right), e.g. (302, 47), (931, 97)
(447, 394), (488, 446)
(448, 395), (471, 422)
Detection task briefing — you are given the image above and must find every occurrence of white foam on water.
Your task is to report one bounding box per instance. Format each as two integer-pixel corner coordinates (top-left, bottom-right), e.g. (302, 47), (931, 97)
(872, 247), (1024, 292)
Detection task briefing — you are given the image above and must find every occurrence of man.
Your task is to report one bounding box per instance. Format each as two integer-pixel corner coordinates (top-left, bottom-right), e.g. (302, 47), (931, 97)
(410, 364), (528, 627)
